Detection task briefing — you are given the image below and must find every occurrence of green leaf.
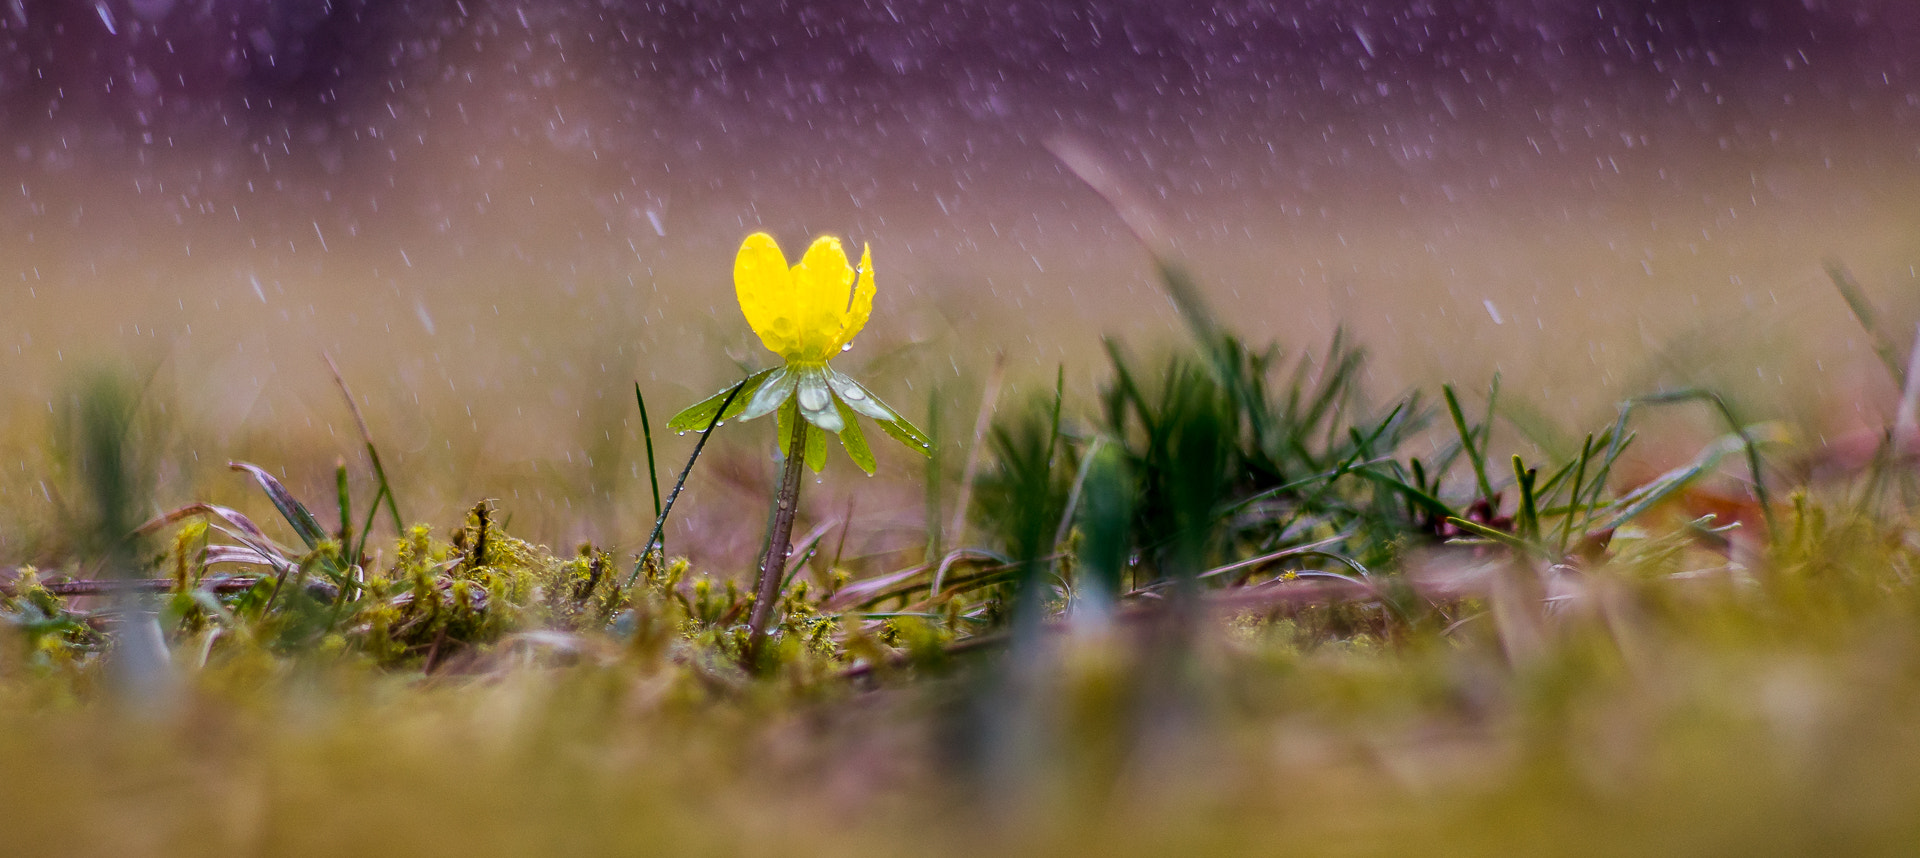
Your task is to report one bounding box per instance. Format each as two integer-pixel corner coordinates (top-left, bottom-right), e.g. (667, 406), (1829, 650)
(667, 368), (778, 432)
(835, 398), (876, 474)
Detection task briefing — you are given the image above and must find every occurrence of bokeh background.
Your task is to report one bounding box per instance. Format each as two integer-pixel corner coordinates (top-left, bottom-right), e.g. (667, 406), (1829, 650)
(4, 0), (1919, 569)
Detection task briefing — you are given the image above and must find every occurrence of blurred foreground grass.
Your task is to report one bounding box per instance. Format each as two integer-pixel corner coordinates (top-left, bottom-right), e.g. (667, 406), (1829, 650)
(8, 253), (1920, 856)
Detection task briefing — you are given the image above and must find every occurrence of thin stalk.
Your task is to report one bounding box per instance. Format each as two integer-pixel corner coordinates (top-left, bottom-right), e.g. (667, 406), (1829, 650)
(748, 413), (809, 660)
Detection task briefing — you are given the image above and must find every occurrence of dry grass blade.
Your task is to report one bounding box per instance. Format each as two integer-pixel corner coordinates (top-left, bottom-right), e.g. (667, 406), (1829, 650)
(1896, 323), (1920, 459)
(825, 548), (1014, 611)
(939, 351), (1006, 592)
(1826, 261), (1907, 388)
(229, 462), (329, 550)
(134, 502), (276, 546)
(5, 577), (263, 597)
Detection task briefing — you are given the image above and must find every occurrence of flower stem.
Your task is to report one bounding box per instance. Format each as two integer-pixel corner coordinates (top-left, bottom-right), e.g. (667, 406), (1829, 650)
(748, 412), (808, 665)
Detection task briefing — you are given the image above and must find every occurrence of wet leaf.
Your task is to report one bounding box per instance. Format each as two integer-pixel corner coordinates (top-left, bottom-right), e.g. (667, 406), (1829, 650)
(667, 368), (778, 432)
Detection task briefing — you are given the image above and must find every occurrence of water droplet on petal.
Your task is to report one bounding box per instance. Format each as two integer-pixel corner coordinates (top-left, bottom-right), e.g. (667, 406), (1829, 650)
(841, 343), (852, 352)
(842, 387), (867, 401)
(799, 386), (829, 411)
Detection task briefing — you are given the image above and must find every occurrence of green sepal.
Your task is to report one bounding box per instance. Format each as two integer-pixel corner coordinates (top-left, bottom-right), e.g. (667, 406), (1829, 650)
(776, 398), (828, 472)
(667, 367), (779, 432)
(877, 410), (933, 457)
(794, 364), (845, 433)
(825, 370), (933, 457)
(805, 417), (829, 472)
(777, 399), (798, 457)
(835, 397), (877, 474)
(826, 369), (896, 422)
(740, 367), (797, 422)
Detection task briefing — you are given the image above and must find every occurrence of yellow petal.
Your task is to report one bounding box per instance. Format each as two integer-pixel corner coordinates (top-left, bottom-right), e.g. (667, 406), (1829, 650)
(790, 236), (855, 362)
(734, 233), (799, 358)
(831, 242), (875, 353)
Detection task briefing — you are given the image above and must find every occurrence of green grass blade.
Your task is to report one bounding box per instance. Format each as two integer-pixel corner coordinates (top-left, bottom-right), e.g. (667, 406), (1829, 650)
(1557, 434), (1597, 555)
(1630, 389), (1776, 534)
(1513, 455), (1540, 542)
(636, 383), (663, 526)
(334, 460), (351, 544)
(627, 378), (749, 588)
(324, 353), (404, 537)
(1827, 260), (1906, 388)
(1444, 384), (1496, 505)
(230, 462), (328, 551)
(1356, 467), (1457, 520)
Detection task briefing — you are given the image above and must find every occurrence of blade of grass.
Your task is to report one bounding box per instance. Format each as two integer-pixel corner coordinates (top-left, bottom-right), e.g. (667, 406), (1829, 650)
(1630, 389), (1776, 533)
(1054, 437), (1105, 553)
(923, 385), (944, 563)
(350, 483), (387, 568)
(635, 383), (663, 529)
(939, 351), (1005, 593)
(1894, 324), (1920, 460)
(1355, 466), (1459, 520)
(1513, 456), (1539, 542)
(1048, 135), (1219, 346)
(624, 378), (747, 589)
(1827, 260), (1906, 387)
(1446, 516), (1546, 560)
(1594, 443), (1729, 532)
(1444, 384), (1496, 505)
(1479, 374), (1501, 462)
(1103, 338), (1159, 442)
(229, 462), (328, 551)
(1557, 434), (1597, 555)
(324, 352), (405, 536)
(334, 460), (351, 544)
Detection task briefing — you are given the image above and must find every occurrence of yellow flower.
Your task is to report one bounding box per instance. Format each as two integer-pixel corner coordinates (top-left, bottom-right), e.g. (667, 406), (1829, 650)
(668, 232), (931, 474)
(735, 232), (874, 363)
